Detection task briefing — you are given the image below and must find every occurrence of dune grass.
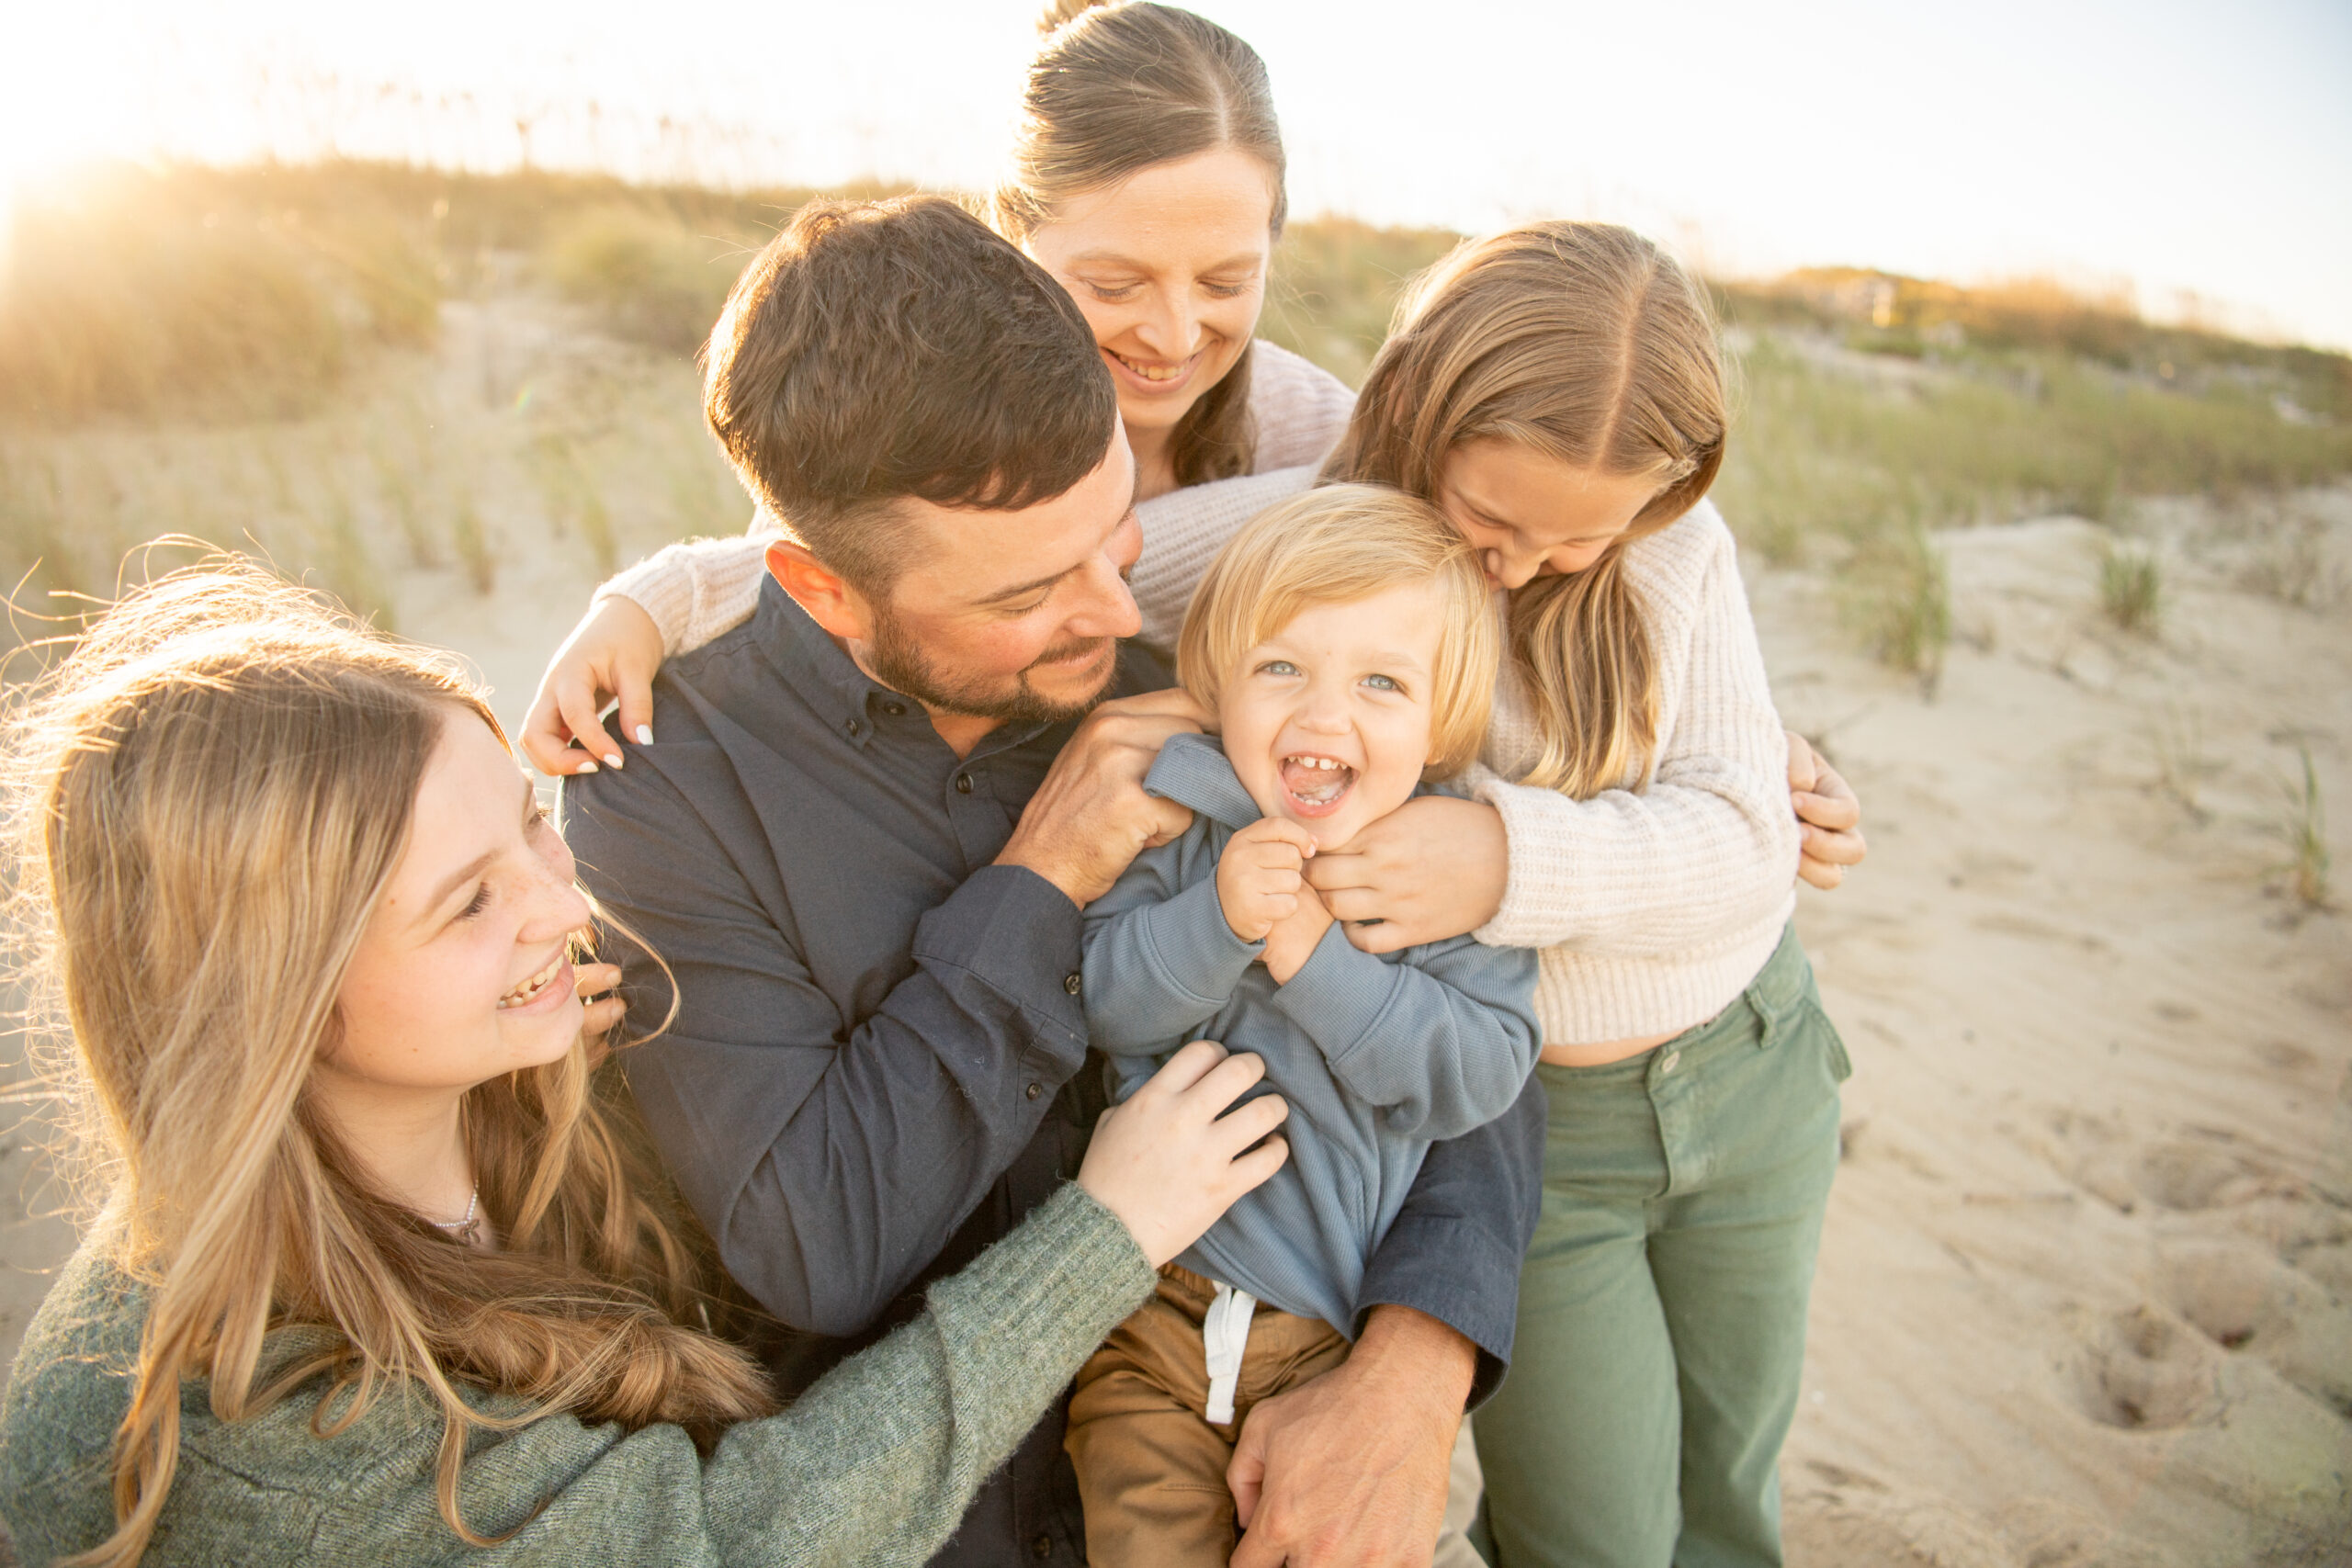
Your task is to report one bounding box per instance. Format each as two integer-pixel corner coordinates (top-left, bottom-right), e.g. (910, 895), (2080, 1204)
(1261, 219), (1461, 388)
(542, 205), (765, 355)
(2098, 542), (2164, 636)
(5, 162), (2350, 682)
(2270, 744), (2332, 909)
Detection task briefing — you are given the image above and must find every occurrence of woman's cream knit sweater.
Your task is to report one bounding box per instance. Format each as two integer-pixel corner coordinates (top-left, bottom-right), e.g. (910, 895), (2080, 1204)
(595, 345), (1797, 1045)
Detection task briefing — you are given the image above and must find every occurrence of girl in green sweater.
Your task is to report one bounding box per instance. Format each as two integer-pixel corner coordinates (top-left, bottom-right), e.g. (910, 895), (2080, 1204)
(0, 558), (1290, 1568)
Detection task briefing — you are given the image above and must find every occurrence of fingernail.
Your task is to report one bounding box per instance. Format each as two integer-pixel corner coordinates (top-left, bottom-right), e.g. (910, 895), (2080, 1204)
(604, 753), (624, 769)
(575, 761), (599, 773)
(634, 726), (653, 745)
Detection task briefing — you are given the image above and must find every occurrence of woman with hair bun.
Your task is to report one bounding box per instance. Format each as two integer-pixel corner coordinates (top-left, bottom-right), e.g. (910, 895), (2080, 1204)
(523, 0), (1355, 770)
(0, 558), (1287, 1567)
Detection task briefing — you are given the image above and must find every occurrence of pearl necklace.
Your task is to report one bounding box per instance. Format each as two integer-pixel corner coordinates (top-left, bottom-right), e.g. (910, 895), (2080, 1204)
(430, 1186), (481, 1247)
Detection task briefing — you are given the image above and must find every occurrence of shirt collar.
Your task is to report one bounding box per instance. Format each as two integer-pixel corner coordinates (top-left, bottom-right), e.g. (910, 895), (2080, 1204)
(1142, 732), (1264, 831)
(747, 574), (1058, 755)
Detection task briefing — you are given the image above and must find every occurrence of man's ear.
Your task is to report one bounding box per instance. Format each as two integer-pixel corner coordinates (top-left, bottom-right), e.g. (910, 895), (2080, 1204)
(766, 540), (871, 642)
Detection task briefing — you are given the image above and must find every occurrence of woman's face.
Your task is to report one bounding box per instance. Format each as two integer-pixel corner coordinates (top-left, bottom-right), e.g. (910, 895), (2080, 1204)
(1023, 146), (1277, 440)
(327, 710), (590, 1105)
(1435, 439), (1665, 592)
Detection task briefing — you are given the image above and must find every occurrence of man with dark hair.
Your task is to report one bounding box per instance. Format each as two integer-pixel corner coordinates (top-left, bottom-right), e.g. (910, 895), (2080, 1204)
(563, 196), (1542, 1568)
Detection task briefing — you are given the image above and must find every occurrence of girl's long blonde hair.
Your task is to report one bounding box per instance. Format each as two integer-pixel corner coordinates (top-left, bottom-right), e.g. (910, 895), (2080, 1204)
(998, 0), (1286, 487)
(4, 557), (774, 1568)
(1326, 221), (1727, 797)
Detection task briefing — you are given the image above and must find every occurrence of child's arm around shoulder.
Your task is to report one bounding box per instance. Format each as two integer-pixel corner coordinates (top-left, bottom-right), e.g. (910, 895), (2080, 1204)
(596, 513), (779, 658)
(1271, 912), (1541, 1143)
(1080, 823), (1261, 1055)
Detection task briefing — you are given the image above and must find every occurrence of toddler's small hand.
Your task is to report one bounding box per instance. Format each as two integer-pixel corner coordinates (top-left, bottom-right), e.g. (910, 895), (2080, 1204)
(1216, 817), (1319, 943)
(1261, 885), (1334, 986)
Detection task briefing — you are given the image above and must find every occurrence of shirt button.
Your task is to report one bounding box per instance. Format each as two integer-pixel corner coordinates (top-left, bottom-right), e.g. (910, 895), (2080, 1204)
(1064, 972), (1082, 996)
(882, 701), (906, 716)
(1025, 1082), (1043, 1101)
(1660, 1050), (1682, 1075)
(955, 773), (973, 795)
(844, 717), (862, 737)
(1032, 1536), (1054, 1560)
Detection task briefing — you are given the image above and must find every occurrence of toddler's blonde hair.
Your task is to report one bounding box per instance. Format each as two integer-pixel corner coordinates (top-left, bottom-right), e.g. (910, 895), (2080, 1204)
(1176, 483), (1498, 778)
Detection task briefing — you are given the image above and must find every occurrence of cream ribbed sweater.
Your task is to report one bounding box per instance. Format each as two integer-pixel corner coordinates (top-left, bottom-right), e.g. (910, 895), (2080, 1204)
(594, 355), (1796, 1046)
(598, 339), (1356, 653)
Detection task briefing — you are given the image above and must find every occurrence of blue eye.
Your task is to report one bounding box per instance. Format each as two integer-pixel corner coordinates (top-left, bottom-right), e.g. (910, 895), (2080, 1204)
(1258, 660), (1300, 677)
(1363, 673), (1400, 693)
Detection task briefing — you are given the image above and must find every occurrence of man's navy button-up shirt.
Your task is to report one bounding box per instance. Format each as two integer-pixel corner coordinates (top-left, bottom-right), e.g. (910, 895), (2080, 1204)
(561, 574), (1544, 1568)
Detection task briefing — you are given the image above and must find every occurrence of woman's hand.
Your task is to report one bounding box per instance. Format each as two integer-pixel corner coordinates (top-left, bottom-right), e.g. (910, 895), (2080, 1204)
(522, 598), (666, 776)
(1787, 731), (1867, 889)
(574, 960), (627, 1059)
(1079, 1041), (1289, 1268)
(1301, 795), (1509, 954)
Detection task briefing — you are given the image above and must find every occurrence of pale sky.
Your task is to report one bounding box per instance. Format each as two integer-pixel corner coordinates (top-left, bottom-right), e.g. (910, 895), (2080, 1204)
(6, 0), (2349, 348)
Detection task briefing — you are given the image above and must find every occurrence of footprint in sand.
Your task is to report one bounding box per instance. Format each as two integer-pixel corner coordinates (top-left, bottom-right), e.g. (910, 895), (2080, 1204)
(1782, 1486), (2021, 1568)
(2063, 1127), (2285, 1215)
(2072, 1304), (2224, 1429)
(2159, 1240), (2352, 1416)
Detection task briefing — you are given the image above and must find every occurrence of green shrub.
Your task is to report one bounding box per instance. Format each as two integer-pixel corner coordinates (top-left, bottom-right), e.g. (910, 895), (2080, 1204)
(1839, 517), (1951, 694)
(1261, 219), (1461, 388)
(2098, 541), (2163, 635)
(543, 205), (755, 355)
(0, 164), (441, 423)
(2270, 745), (2332, 909)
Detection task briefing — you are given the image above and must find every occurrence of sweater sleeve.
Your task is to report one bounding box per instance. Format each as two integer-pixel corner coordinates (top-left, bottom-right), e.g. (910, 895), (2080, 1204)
(594, 513), (780, 658)
(1269, 928), (1541, 1141)
(1472, 504), (1801, 956)
(1129, 466), (1317, 649)
(310, 1185), (1155, 1568)
(1080, 840), (1261, 1057)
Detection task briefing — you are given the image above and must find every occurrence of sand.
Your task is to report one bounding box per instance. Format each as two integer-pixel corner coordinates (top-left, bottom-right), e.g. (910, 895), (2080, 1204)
(1760, 500), (2352, 1565)
(2, 452), (2346, 1559)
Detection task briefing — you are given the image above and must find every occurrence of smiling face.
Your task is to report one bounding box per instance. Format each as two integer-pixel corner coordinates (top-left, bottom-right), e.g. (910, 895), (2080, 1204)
(821, 423), (1144, 727)
(1023, 147), (1276, 448)
(1435, 438), (1667, 591)
(325, 711), (590, 1109)
(1218, 581), (1447, 851)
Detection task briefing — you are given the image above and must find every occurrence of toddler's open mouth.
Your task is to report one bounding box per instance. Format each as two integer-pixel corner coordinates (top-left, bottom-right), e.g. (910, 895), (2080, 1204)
(1280, 753), (1356, 817)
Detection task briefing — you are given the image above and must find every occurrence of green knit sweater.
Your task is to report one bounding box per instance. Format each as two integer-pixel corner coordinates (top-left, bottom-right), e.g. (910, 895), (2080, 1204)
(0, 1184), (1154, 1567)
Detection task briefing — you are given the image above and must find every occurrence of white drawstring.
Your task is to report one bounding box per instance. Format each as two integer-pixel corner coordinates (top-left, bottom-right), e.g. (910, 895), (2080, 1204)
(1203, 1281), (1258, 1426)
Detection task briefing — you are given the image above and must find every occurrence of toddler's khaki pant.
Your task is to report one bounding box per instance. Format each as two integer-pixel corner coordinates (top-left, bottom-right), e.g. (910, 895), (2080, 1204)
(1065, 1262), (1350, 1568)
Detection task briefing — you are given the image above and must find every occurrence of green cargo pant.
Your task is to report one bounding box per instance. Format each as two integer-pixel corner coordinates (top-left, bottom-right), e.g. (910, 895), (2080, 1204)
(1475, 925), (1849, 1568)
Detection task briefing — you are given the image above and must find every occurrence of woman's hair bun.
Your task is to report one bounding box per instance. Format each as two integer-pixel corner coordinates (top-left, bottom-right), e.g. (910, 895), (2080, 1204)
(1037, 0), (1117, 36)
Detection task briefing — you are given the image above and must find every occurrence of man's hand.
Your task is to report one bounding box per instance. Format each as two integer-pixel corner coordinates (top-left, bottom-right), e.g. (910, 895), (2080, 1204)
(1786, 730), (1867, 890)
(995, 688), (1209, 907)
(1218, 817), (1319, 942)
(1227, 1305), (1474, 1567)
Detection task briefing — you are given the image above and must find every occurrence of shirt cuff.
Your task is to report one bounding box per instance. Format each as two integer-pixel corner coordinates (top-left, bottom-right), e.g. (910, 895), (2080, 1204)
(910, 863), (1091, 1069)
(1354, 1210), (1517, 1408)
(1271, 921), (1405, 1058)
(1138, 874), (1263, 1002)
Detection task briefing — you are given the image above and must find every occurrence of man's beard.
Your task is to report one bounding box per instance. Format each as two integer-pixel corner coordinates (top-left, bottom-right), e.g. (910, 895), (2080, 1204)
(864, 604), (1119, 727)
